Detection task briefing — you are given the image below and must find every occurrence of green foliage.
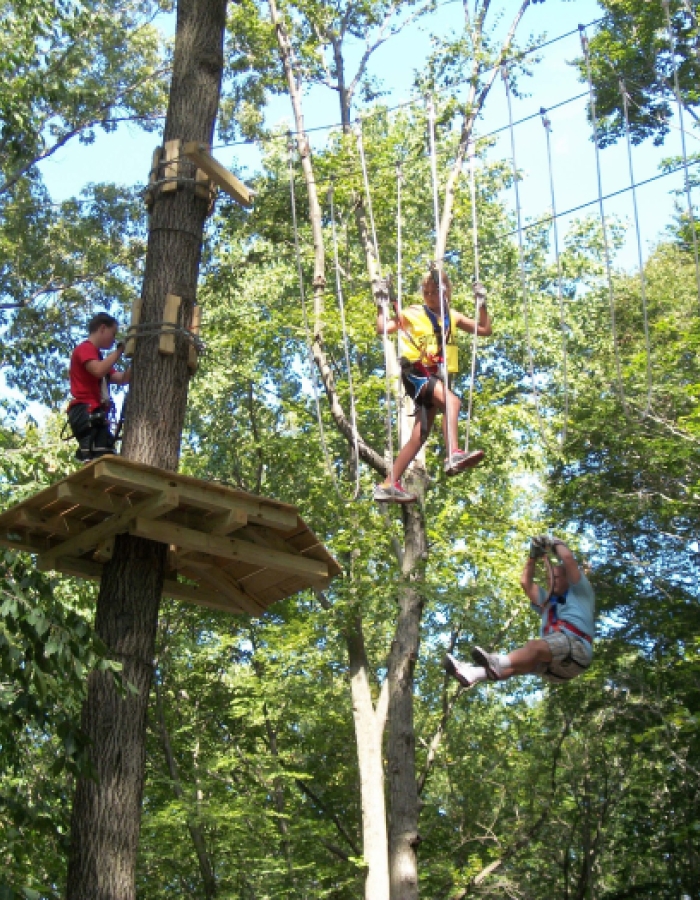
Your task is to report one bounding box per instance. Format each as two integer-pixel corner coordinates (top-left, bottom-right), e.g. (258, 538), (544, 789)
(578, 0), (700, 148)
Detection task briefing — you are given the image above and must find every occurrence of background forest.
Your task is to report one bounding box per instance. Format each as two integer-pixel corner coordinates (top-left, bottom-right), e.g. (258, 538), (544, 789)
(1, 0), (699, 898)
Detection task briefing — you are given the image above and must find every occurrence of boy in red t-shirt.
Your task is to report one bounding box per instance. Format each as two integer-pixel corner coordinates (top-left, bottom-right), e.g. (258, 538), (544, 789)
(67, 312), (131, 462)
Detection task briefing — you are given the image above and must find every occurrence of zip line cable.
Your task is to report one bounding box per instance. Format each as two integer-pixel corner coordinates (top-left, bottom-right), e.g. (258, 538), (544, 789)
(287, 144), (340, 492)
(328, 182), (362, 500)
(207, 15), (604, 154)
(503, 66), (551, 443)
(580, 25), (629, 414)
(662, 0), (700, 308)
(428, 96), (457, 459)
(540, 108), (570, 446)
(464, 140), (480, 456)
(356, 120), (395, 483)
(620, 80), (654, 416)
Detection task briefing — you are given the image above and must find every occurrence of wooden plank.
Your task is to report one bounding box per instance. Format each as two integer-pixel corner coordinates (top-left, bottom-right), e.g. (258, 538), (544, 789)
(144, 146), (161, 209)
(183, 142), (252, 207)
(205, 508), (247, 535)
(0, 530), (50, 554)
(194, 168), (213, 200)
(15, 508), (87, 538)
(125, 297), (142, 357)
(38, 488), (180, 570)
(55, 482), (131, 515)
(185, 561), (265, 615)
(58, 556), (238, 614)
(92, 459), (297, 530)
(94, 536), (115, 563)
(128, 517), (328, 579)
(162, 139), (180, 193)
(159, 294), (181, 355)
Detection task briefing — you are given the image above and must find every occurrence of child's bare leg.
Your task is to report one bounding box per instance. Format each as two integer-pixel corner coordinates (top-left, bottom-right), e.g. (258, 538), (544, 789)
(431, 381), (461, 456)
(381, 407), (437, 485)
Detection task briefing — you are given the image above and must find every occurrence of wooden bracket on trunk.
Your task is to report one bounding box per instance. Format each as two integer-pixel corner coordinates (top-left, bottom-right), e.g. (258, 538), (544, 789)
(124, 297), (142, 358)
(159, 294), (181, 356)
(183, 142), (253, 207)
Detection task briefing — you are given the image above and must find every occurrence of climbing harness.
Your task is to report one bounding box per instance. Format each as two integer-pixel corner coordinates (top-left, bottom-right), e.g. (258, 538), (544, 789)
(328, 182), (361, 500)
(662, 0), (700, 309)
(287, 142), (340, 493)
(540, 110), (570, 445)
(619, 81), (653, 415)
(502, 66), (554, 444)
(427, 97), (456, 458)
(579, 27), (629, 413)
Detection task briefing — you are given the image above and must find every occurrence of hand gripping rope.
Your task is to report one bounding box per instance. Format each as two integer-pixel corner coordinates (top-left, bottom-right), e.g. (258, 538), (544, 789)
(427, 97), (457, 459)
(579, 26), (629, 414)
(619, 80), (654, 416)
(328, 182), (361, 500)
(540, 109), (570, 445)
(355, 120), (396, 484)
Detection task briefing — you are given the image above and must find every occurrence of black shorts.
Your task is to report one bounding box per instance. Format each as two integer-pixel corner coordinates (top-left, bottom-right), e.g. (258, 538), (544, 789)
(400, 358), (441, 406)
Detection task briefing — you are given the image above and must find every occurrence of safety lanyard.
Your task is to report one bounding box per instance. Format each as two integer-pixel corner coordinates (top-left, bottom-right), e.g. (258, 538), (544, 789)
(422, 305), (451, 360)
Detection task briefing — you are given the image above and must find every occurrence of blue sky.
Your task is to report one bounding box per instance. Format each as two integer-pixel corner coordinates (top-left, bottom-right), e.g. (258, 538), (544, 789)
(37, 0), (695, 280)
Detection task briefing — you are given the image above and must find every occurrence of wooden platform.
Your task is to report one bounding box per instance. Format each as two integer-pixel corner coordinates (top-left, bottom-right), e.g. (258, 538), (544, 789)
(0, 458), (341, 615)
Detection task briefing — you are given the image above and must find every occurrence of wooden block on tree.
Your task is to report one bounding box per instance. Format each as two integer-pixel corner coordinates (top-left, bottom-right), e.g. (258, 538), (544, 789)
(183, 142), (252, 207)
(144, 146), (161, 209)
(159, 294), (181, 355)
(125, 297), (142, 358)
(194, 168), (213, 200)
(162, 139), (181, 192)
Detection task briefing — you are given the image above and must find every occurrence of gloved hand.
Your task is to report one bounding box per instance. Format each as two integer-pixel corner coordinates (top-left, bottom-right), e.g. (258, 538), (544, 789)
(473, 281), (488, 309)
(529, 535), (548, 559)
(374, 277), (390, 307)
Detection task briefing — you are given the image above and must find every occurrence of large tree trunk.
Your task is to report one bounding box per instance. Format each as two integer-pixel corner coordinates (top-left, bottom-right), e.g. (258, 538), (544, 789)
(65, 2), (227, 897)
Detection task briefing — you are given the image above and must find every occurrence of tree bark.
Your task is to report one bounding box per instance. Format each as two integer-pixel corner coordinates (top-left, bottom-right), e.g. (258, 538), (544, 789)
(65, 2), (228, 897)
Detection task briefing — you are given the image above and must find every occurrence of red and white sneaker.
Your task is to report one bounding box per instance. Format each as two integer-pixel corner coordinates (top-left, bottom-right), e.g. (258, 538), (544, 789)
(373, 481), (417, 504)
(444, 449), (485, 476)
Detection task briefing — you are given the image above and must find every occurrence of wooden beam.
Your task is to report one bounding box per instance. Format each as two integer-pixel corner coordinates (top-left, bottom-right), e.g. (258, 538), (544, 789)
(159, 294), (181, 355)
(58, 556), (238, 614)
(184, 560), (266, 615)
(54, 482), (131, 515)
(92, 459), (297, 530)
(38, 488), (179, 570)
(183, 142), (252, 207)
(128, 517), (328, 579)
(15, 508), (87, 538)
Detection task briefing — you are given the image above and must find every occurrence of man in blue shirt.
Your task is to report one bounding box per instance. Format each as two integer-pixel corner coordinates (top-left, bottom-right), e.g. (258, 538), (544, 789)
(445, 536), (595, 687)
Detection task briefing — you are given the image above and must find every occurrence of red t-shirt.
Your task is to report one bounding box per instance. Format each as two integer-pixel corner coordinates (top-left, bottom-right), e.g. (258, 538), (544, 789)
(69, 340), (113, 410)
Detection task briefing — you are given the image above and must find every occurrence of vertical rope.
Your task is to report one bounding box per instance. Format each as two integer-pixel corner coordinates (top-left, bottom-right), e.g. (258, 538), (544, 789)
(619, 81), (653, 415)
(502, 66), (550, 437)
(579, 26), (628, 413)
(662, 0), (700, 307)
(540, 108), (570, 444)
(287, 141), (339, 491)
(427, 97), (457, 457)
(356, 121), (394, 481)
(329, 182), (361, 499)
(464, 140), (481, 455)
(396, 161), (405, 451)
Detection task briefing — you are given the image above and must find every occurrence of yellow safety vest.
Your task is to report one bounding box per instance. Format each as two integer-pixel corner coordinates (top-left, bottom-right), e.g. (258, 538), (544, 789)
(399, 305), (459, 374)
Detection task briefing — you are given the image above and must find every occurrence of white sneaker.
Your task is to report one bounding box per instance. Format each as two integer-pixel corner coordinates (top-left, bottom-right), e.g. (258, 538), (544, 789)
(471, 645), (504, 681)
(443, 653), (479, 688)
(444, 449), (485, 476)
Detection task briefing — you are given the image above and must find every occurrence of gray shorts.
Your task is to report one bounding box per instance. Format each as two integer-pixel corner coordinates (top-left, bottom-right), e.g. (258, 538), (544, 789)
(533, 631), (593, 684)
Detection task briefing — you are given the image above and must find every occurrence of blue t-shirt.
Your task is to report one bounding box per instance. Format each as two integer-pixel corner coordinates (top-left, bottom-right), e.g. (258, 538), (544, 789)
(535, 572), (596, 640)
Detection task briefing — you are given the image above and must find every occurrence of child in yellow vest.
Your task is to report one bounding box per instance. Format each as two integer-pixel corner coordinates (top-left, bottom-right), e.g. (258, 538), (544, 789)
(374, 271), (492, 504)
